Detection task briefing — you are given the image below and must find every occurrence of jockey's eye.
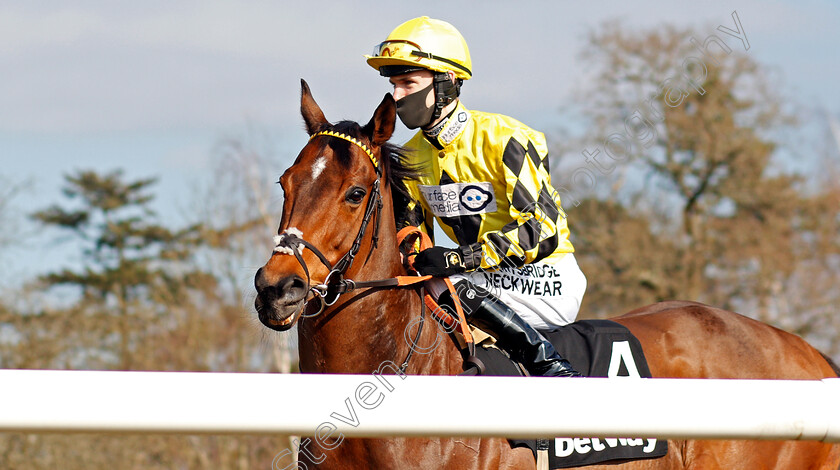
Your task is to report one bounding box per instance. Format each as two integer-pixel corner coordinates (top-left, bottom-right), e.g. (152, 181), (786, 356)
(345, 186), (367, 205)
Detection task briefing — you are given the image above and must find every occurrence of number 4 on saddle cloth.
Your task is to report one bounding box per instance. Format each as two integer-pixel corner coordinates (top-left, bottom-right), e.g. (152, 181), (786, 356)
(474, 320), (669, 469)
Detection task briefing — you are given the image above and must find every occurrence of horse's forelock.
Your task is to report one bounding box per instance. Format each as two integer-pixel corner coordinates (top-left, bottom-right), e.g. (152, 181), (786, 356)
(315, 121), (364, 170)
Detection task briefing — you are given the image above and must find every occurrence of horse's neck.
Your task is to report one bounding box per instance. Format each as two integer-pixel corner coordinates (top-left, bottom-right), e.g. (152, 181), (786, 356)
(298, 190), (462, 376)
(298, 258), (462, 374)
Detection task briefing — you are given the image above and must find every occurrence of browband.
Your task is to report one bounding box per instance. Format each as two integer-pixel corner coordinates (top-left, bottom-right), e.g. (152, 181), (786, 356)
(310, 130), (379, 172)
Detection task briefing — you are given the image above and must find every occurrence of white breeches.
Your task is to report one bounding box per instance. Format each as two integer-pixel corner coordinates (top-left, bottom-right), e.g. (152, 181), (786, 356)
(427, 253), (587, 330)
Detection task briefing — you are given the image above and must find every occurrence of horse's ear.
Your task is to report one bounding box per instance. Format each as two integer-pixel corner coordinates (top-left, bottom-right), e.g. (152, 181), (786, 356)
(363, 93), (396, 147)
(300, 79), (329, 135)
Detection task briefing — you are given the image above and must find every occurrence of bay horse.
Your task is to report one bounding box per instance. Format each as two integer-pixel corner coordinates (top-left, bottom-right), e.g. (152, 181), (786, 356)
(254, 80), (840, 469)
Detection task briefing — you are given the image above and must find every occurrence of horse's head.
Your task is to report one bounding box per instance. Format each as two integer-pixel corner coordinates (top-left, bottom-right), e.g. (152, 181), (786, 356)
(254, 80), (399, 331)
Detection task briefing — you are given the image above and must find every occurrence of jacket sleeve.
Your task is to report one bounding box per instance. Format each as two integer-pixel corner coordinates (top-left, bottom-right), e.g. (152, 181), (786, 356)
(476, 130), (571, 270)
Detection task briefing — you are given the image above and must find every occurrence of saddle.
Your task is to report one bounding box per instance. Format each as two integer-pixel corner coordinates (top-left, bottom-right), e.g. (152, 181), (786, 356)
(473, 319), (669, 469)
(397, 227), (668, 467)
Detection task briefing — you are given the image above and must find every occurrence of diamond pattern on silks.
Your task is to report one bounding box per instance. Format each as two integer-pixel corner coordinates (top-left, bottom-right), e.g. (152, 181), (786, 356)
(526, 140), (544, 172)
(479, 137), (569, 269)
(502, 139), (548, 177)
(494, 320), (670, 469)
(510, 179), (533, 212)
(485, 231), (525, 269)
(401, 103), (575, 272)
(533, 183), (562, 262)
(502, 138), (527, 176)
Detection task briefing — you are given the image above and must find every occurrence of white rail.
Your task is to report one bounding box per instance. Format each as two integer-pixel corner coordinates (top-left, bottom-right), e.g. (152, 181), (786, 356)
(0, 370), (837, 442)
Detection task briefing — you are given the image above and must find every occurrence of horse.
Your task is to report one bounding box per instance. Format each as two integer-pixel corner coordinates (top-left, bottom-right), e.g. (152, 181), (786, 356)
(254, 80), (840, 469)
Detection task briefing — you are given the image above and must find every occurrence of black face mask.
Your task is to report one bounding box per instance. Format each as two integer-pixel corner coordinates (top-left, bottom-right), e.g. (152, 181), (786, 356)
(396, 83), (435, 129)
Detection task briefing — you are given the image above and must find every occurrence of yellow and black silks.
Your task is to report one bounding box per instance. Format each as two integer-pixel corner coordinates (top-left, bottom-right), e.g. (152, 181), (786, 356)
(397, 101), (574, 271)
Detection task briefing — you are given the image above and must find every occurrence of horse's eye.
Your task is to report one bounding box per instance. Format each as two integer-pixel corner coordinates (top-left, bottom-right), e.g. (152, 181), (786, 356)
(345, 187), (367, 205)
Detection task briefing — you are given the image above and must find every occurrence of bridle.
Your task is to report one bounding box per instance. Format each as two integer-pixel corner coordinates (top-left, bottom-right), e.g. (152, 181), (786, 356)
(273, 130), (387, 316)
(271, 129), (482, 375)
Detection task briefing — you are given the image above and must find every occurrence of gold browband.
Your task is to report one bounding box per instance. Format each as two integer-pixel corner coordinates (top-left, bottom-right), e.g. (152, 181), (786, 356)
(310, 130), (378, 170)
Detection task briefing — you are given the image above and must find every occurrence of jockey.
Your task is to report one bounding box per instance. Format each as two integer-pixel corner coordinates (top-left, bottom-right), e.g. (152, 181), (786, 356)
(366, 16), (586, 377)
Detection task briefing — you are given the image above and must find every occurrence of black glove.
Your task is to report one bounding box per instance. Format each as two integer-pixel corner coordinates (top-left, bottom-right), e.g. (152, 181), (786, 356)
(413, 243), (482, 277)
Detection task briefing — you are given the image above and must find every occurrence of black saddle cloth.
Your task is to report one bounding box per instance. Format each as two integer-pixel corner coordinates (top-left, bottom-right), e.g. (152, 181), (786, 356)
(473, 319), (668, 469)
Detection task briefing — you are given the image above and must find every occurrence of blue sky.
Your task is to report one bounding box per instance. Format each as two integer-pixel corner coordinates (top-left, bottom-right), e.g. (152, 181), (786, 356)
(1, 0), (839, 288)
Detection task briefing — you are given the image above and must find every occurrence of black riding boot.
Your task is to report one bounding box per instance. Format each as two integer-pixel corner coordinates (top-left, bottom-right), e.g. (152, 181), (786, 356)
(438, 282), (581, 377)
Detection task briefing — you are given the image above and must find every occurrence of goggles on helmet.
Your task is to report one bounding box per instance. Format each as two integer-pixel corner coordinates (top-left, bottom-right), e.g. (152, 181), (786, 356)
(370, 40), (472, 77)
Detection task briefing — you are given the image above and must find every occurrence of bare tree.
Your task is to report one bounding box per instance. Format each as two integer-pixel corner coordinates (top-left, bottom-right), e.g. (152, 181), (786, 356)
(560, 23), (840, 361)
(0, 176), (25, 265)
(0, 164), (296, 468)
(193, 123), (298, 374)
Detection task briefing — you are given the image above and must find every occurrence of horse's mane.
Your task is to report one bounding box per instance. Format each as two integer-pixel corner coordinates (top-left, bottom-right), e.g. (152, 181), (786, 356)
(316, 120), (423, 199)
(821, 351), (840, 377)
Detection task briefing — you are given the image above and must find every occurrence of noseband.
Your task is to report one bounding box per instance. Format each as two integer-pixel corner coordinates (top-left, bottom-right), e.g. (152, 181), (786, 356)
(273, 130), (384, 315)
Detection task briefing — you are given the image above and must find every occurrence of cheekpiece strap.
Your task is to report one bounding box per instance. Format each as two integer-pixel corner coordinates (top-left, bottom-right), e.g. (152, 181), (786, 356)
(310, 130), (379, 173)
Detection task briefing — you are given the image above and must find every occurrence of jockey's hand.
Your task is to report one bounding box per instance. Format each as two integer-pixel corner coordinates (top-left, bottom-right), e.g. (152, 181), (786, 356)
(413, 243), (482, 277)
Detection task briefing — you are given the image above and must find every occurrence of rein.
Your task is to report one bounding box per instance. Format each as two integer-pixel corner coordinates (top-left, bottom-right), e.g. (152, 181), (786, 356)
(273, 130), (481, 374)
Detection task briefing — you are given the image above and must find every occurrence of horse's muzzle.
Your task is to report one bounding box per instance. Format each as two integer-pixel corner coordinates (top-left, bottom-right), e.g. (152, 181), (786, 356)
(254, 268), (308, 331)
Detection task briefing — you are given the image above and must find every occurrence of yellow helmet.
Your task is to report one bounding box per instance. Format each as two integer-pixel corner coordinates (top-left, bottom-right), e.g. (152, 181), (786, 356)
(365, 16), (472, 80)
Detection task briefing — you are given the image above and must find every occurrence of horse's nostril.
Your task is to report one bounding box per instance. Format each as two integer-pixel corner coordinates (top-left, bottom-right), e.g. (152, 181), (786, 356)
(256, 267), (306, 295)
(255, 268), (307, 306)
(254, 267), (268, 291)
(280, 275), (308, 299)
